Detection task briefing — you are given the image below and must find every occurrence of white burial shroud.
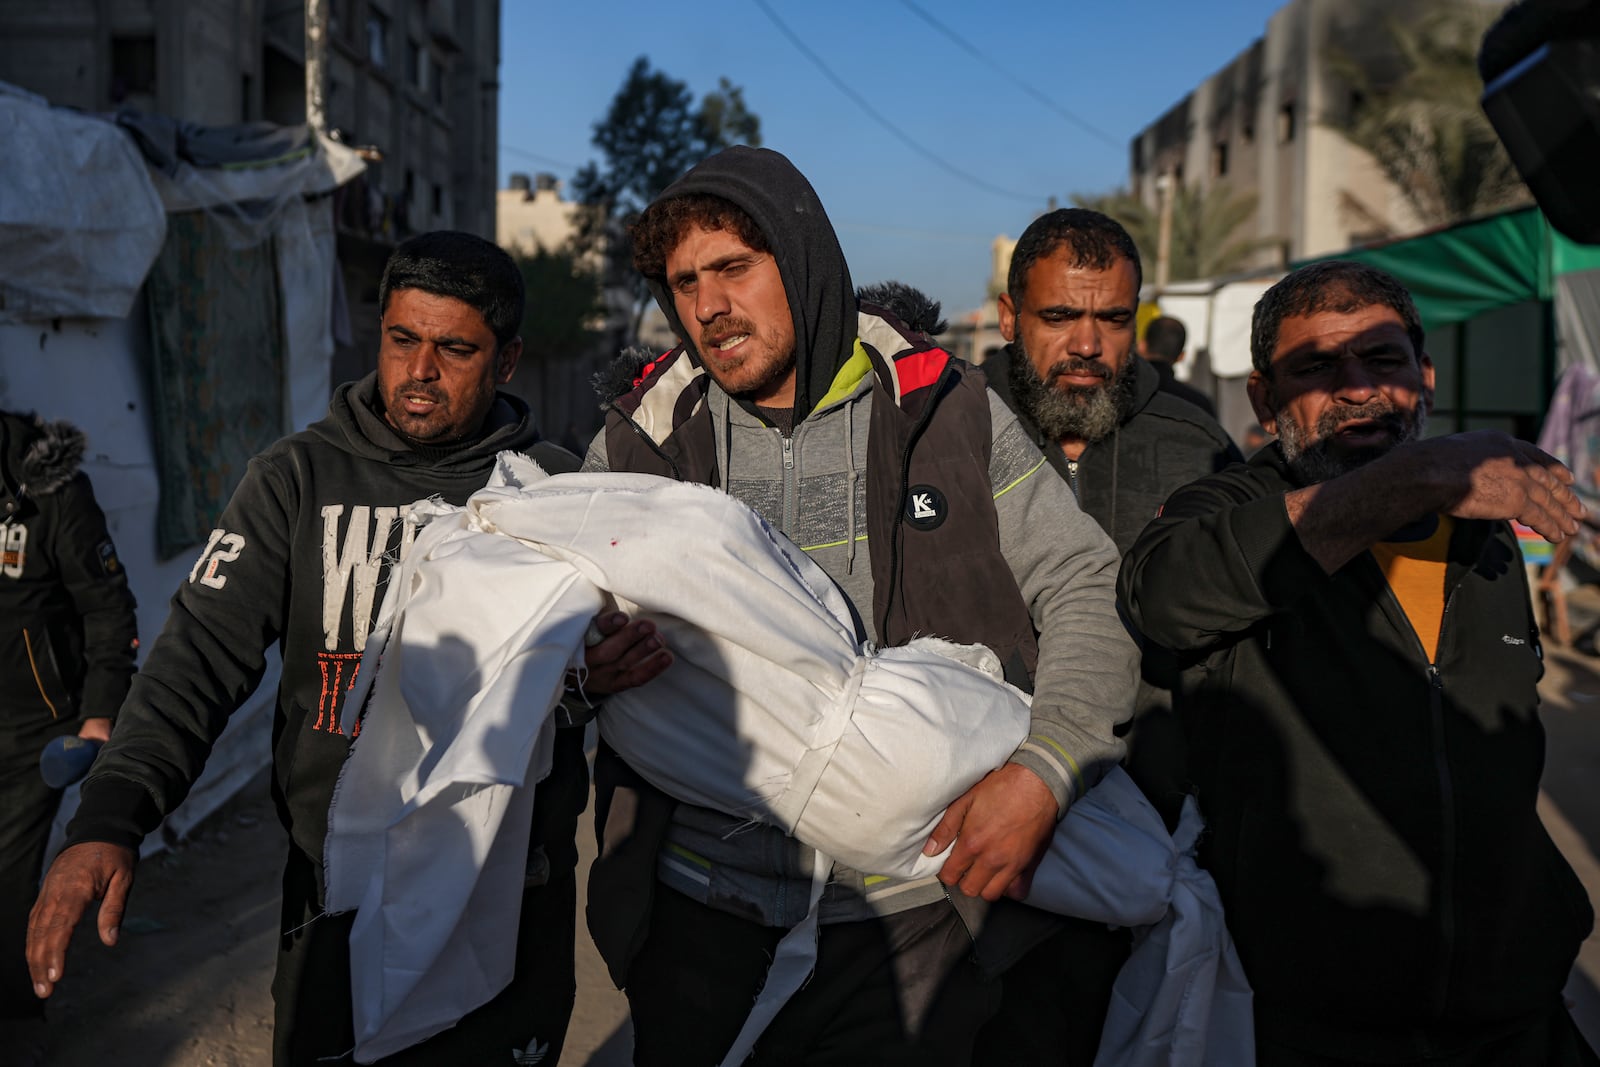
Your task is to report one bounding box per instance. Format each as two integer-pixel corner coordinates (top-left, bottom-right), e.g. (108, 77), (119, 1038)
(323, 453), (1253, 1066)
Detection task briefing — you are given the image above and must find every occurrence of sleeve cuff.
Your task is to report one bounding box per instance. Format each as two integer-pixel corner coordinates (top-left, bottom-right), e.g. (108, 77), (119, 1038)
(1007, 740), (1080, 817)
(66, 776), (163, 851)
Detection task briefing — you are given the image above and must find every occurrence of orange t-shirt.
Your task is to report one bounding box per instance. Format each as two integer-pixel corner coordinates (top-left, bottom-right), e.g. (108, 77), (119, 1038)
(1371, 516), (1454, 663)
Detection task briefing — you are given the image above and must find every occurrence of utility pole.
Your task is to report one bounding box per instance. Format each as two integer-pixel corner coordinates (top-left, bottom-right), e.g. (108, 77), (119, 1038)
(1155, 170), (1175, 290)
(305, 0), (329, 134)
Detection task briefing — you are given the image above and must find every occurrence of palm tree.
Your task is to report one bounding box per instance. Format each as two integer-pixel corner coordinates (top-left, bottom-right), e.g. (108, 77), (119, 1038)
(1073, 182), (1275, 284)
(1324, 1), (1527, 228)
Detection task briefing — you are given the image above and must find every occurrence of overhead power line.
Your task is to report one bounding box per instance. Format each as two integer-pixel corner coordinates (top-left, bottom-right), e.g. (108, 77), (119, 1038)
(751, 0), (1044, 205)
(896, 0), (1123, 150)
(502, 144), (581, 172)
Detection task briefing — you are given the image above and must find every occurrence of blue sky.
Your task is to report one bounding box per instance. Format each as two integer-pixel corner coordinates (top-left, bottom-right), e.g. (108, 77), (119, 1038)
(499, 0), (1287, 318)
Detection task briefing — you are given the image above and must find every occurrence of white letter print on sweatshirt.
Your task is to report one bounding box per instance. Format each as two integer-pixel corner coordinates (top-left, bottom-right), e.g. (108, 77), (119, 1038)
(320, 504), (419, 652)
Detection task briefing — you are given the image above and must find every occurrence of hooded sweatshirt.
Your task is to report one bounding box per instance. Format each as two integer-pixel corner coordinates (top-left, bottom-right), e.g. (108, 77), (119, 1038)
(1, 412), (138, 739)
(590, 147), (1137, 931)
(68, 374), (586, 888)
(982, 348), (1240, 555)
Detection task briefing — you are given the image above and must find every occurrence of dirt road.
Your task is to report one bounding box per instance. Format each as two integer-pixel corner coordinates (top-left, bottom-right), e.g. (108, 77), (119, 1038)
(41, 770), (631, 1067)
(36, 644), (1600, 1065)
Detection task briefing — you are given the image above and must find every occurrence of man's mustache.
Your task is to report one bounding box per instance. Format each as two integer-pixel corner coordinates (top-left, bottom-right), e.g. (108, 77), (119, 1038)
(1046, 359), (1112, 384)
(1314, 400), (1407, 437)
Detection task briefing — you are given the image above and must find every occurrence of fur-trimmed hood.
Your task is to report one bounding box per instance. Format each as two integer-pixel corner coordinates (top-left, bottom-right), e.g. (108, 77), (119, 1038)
(1, 411), (86, 503)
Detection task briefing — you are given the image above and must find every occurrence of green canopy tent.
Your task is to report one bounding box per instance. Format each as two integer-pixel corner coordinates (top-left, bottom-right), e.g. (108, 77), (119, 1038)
(1304, 207), (1600, 439)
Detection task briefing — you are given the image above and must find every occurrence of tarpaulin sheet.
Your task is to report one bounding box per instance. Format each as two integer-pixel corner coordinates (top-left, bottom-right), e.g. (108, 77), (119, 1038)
(1307, 207), (1600, 331)
(0, 81), (166, 322)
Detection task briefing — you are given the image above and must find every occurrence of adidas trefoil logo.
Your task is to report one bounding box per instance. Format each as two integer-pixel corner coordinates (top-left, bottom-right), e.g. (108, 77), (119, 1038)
(512, 1037), (550, 1064)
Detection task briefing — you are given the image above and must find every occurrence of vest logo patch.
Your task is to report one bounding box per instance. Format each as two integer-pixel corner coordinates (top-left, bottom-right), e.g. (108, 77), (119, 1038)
(905, 485), (947, 531)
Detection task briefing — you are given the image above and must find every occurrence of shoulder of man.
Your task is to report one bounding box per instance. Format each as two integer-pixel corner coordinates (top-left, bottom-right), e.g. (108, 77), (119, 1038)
(1136, 391), (1236, 448)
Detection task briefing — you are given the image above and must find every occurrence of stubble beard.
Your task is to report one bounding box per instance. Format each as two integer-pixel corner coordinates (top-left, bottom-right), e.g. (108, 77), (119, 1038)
(1007, 342), (1140, 444)
(1275, 395), (1428, 484)
(697, 316), (797, 403)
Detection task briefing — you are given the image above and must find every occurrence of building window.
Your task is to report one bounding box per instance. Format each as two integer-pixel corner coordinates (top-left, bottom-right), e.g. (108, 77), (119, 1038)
(432, 60), (445, 106)
(1212, 141), (1229, 178)
(1278, 102), (1296, 144)
(432, 183), (444, 218)
(110, 36), (157, 103)
(366, 12), (389, 68)
(1242, 120), (1255, 144)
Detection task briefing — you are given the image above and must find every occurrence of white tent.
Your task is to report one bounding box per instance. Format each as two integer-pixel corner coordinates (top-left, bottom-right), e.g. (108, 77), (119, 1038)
(0, 79), (365, 854)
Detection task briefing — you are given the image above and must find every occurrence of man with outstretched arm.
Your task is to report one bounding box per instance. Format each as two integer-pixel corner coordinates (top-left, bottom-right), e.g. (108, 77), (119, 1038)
(26, 231), (664, 1066)
(583, 145), (1138, 1066)
(1118, 260), (1596, 1067)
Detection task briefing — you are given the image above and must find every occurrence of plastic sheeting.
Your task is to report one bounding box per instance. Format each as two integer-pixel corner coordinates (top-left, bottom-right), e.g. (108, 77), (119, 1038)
(0, 81), (167, 323)
(326, 455), (1252, 1066)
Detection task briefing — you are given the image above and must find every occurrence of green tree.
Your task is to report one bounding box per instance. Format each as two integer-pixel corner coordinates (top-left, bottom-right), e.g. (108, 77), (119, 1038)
(1073, 182), (1274, 284)
(1324, 1), (1526, 228)
(514, 247), (604, 363)
(571, 58), (762, 340)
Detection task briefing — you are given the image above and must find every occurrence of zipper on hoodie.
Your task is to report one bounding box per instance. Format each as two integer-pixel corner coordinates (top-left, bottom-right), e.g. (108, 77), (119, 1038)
(1378, 569), (1460, 1022)
(780, 430), (798, 533)
(1426, 579), (1463, 1022)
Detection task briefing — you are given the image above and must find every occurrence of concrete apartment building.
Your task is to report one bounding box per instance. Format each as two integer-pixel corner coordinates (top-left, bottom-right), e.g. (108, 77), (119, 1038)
(497, 171), (583, 256)
(0, 0), (500, 241)
(1128, 0), (1433, 271)
(0, 0), (503, 381)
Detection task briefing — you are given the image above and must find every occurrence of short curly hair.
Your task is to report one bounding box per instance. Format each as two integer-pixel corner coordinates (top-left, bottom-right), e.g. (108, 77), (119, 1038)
(1250, 261), (1425, 374)
(630, 193), (771, 280)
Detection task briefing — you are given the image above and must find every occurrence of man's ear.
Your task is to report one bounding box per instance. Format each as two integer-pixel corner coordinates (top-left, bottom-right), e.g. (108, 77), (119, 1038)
(1246, 369), (1278, 435)
(496, 337), (523, 384)
(1420, 352), (1436, 414)
(997, 292), (1017, 344)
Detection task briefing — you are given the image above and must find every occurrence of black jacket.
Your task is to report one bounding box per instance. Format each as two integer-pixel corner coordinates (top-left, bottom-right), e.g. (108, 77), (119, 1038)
(1, 412), (137, 739)
(68, 376), (586, 891)
(1118, 445), (1593, 1054)
(982, 350), (1239, 554)
(1148, 359), (1216, 417)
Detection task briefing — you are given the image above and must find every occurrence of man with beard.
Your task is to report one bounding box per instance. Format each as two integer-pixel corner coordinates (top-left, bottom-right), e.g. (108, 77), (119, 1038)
(985, 209), (1238, 554)
(1120, 261), (1597, 1066)
(26, 232), (647, 1065)
(979, 208), (1238, 1065)
(583, 146), (1138, 1066)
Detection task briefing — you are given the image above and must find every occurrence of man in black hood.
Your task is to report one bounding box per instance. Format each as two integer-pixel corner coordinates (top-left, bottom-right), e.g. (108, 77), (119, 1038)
(26, 232), (630, 1066)
(586, 147), (1137, 1065)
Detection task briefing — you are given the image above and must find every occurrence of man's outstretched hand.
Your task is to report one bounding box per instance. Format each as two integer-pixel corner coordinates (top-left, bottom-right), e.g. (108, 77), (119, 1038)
(576, 611), (673, 696)
(27, 841), (137, 999)
(924, 763), (1059, 902)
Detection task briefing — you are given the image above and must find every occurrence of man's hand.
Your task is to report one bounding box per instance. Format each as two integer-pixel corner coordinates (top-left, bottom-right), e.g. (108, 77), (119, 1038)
(76, 717), (112, 743)
(27, 841), (137, 999)
(924, 763), (1059, 902)
(1424, 431), (1585, 542)
(575, 611), (672, 696)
